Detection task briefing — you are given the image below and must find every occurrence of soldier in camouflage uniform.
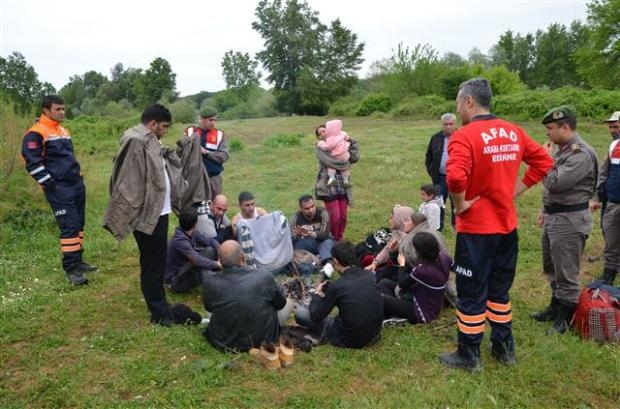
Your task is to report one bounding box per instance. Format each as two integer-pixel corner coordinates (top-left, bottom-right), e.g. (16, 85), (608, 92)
(532, 105), (598, 334)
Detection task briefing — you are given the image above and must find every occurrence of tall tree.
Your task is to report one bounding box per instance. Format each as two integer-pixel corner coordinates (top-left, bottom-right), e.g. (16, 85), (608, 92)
(0, 52), (53, 113)
(575, 0), (620, 89)
(134, 57), (177, 108)
(378, 43), (442, 101)
(490, 31), (536, 86)
(532, 23), (582, 88)
(252, 0), (363, 114)
(297, 18), (364, 114)
(221, 51), (261, 100)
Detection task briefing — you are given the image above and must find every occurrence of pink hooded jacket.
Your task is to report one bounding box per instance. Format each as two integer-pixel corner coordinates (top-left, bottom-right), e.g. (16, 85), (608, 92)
(317, 119), (350, 159)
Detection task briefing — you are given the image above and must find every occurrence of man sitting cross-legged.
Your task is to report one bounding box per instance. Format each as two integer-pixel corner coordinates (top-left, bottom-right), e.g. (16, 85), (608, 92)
(291, 194), (334, 266)
(165, 209), (221, 293)
(202, 240), (288, 352)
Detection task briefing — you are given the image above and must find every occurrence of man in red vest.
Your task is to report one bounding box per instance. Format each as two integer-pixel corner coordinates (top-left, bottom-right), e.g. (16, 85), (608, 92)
(184, 106), (229, 198)
(21, 95), (97, 285)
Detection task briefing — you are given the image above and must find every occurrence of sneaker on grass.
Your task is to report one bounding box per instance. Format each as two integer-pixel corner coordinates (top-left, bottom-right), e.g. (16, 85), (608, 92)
(382, 317), (408, 327)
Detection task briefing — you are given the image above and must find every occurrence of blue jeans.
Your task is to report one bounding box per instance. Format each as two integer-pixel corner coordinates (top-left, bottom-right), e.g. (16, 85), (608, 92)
(295, 305), (336, 343)
(293, 237), (334, 263)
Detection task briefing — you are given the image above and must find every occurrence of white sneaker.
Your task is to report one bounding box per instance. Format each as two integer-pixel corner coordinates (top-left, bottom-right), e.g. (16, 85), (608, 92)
(382, 317), (408, 327)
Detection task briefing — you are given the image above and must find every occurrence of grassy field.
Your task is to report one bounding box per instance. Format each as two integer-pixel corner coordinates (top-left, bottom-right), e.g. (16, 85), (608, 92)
(1, 115), (618, 408)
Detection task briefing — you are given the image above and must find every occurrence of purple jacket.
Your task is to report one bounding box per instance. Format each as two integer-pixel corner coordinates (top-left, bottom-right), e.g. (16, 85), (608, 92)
(165, 227), (220, 282)
(397, 252), (452, 323)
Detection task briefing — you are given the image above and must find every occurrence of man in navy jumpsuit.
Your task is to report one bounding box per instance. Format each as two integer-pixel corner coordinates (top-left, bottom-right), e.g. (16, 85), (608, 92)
(22, 95), (97, 285)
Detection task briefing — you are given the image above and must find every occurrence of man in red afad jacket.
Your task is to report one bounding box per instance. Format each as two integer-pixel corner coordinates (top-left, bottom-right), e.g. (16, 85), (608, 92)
(440, 78), (554, 372)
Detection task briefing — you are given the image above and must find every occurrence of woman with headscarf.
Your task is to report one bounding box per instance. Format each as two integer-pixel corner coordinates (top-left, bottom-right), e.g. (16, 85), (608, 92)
(366, 205), (414, 281)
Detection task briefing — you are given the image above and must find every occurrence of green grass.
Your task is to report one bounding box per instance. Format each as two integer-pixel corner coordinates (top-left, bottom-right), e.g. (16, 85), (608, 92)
(1, 116), (618, 408)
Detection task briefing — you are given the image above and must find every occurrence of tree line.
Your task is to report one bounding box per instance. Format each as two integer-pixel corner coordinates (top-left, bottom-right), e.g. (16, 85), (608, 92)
(1, 0), (617, 120)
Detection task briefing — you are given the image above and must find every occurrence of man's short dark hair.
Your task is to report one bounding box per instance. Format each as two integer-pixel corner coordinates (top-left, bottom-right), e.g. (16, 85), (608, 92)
(298, 194), (314, 207)
(42, 95), (65, 109)
(238, 191), (255, 203)
(179, 209), (198, 231)
(331, 241), (358, 267)
(458, 78), (493, 110)
(141, 104), (172, 124)
(554, 117), (577, 131)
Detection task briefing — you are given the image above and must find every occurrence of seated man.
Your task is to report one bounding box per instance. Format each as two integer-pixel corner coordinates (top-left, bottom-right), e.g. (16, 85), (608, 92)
(202, 240), (287, 352)
(230, 191), (268, 235)
(295, 241), (384, 348)
(165, 209), (222, 293)
(195, 194), (234, 243)
(291, 194), (334, 265)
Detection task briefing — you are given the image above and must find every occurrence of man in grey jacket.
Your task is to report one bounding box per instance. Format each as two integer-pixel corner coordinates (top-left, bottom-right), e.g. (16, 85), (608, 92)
(103, 104), (177, 326)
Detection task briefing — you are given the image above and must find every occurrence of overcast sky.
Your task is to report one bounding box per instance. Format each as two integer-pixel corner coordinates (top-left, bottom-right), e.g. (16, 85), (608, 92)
(1, 0), (589, 96)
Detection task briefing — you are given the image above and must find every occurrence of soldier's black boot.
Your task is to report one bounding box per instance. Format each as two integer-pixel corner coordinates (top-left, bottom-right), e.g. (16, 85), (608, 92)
(594, 268), (617, 286)
(549, 301), (576, 334)
(531, 296), (560, 322)
(439, 347), (482, 372)
(489, 340), (516, 366)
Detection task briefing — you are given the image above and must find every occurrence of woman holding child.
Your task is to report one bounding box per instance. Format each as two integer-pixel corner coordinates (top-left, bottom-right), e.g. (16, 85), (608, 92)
(314, 120), (359, 241)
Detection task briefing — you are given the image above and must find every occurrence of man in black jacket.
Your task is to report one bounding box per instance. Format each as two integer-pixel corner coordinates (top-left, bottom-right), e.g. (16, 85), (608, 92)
(295, 241), (383, 348)
(202, 240), (287, 352)
(425, 113), (457, 231)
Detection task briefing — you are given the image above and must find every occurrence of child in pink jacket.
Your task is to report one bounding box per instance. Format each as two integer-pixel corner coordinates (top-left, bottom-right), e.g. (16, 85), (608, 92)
(316, 119), (351, 186)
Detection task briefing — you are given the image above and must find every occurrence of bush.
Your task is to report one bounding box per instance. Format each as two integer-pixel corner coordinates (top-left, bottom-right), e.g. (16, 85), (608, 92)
(228, 138), (244, 152)
(329, 95), (361, 117)
(263, 133), (304, 148)
(493, 87), (620, 121)
(67, 115), (138, 156)
(168, 98), (197, 124)
(391, 95), (454, 119)
(356, 93), (392, 116)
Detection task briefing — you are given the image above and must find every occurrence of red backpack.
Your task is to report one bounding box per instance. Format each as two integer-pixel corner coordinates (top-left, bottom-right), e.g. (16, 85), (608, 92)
(573, 283), (620, 342)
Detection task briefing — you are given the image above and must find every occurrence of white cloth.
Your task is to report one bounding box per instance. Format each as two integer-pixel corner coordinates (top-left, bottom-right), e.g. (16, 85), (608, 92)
(236, 211), (294, 271)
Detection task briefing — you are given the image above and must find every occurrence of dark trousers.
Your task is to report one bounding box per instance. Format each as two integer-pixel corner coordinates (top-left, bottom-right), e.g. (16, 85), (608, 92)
(453, 230), (517, 358)
(44, 180), (86, 272)
(133, 215), (170, 322)
(436, 174), (455, 231)
(378, 279), (417, 322)
(169, 248), (217, 293)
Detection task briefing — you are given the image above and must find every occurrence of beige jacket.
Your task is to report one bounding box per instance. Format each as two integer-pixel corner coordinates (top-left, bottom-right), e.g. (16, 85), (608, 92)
(103, 124), (209, 241)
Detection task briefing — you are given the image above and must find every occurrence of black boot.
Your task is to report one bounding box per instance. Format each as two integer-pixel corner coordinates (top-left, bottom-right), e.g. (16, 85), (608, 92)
(439, 348), (482, 372)
(489, 341), (516, 366)
(531, 296), (560, 322)
(594, 268), (617, 286)
(549, 301), (576, 334)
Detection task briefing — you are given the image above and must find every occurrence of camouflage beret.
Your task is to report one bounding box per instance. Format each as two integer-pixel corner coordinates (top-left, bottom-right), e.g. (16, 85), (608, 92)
(199, 106), (218, 118)
(542, 105), (577, 124)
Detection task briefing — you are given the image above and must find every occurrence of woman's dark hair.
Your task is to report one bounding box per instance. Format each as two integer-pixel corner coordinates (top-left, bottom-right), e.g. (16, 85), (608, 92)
(315, 124), (326, 139)
(411, 232), (440, 262)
